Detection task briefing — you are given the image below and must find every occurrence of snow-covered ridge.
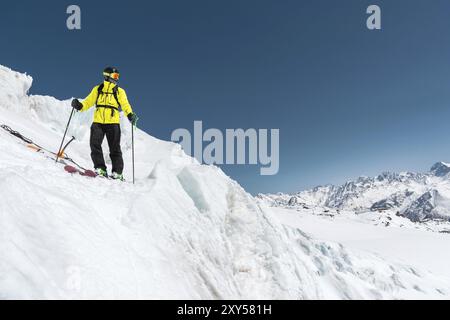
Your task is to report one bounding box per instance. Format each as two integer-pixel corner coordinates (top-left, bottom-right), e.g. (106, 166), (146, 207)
(1, 65), (450, 299)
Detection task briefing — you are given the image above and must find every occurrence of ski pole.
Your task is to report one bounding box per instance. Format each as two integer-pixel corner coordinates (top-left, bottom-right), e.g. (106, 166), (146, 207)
(56, 107), (75, 163)
(60, 136), (76, 157)
(132, 122), (135, 184)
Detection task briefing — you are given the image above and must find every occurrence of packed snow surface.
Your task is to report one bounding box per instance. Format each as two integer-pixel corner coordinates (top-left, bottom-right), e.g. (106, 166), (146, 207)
(1, 65), (450, 299)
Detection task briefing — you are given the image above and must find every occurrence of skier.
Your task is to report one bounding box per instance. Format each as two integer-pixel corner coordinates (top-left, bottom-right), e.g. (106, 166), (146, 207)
(71, 67), (138, 180)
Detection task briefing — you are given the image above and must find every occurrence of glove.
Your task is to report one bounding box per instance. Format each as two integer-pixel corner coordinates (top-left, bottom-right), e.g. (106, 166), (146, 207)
(71, 99), (83, 111)
(127, 113), (138, 126)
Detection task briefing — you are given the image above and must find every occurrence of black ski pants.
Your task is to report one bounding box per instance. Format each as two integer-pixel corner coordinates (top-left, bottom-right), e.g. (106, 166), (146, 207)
(90, 123), (124, 174)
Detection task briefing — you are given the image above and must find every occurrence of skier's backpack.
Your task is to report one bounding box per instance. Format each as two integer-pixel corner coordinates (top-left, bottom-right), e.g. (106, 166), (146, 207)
(95, 83), (122, 117)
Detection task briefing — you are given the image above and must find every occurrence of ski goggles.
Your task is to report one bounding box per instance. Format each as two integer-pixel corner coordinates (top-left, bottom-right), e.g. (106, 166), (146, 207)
(103, 72), (120, 80)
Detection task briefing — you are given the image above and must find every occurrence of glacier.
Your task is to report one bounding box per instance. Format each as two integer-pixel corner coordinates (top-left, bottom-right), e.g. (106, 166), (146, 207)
(1, 65), (450, 300)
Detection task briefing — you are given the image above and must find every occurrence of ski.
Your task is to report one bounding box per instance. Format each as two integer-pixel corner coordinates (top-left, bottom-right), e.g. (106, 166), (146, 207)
(1, 124), (89, 172)
(2, 124), (127, 182)
(64, 165), (97, 178)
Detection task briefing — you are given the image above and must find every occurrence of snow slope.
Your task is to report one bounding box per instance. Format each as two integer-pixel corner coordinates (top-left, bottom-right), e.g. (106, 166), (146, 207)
(273, 207), (450, 279)
(1, 65), (450, 299)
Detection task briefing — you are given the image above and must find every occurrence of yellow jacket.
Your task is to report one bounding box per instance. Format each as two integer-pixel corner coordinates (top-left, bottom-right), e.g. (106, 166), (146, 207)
(81, 81), (133, 124)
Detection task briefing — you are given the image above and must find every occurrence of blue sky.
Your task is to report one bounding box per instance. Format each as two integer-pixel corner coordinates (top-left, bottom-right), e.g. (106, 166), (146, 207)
(2, 0), (450, 194)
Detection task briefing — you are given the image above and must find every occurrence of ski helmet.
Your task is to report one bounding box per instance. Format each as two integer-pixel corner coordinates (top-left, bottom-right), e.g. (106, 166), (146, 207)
(103, 67), (120, 83)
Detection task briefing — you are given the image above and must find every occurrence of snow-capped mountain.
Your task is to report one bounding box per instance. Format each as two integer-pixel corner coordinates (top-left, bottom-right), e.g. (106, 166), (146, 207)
(260, 164), (450, 223)
(430, 162), (450, 177)
(2, 64), (450, 299)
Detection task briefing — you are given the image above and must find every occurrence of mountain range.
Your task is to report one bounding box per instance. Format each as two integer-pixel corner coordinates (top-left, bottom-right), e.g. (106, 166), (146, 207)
(259, 162), (450, 223)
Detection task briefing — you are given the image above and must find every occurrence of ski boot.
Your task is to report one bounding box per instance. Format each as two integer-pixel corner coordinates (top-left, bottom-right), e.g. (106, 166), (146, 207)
(111, 172), (124, 181)
(95, 168), (108, 178)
